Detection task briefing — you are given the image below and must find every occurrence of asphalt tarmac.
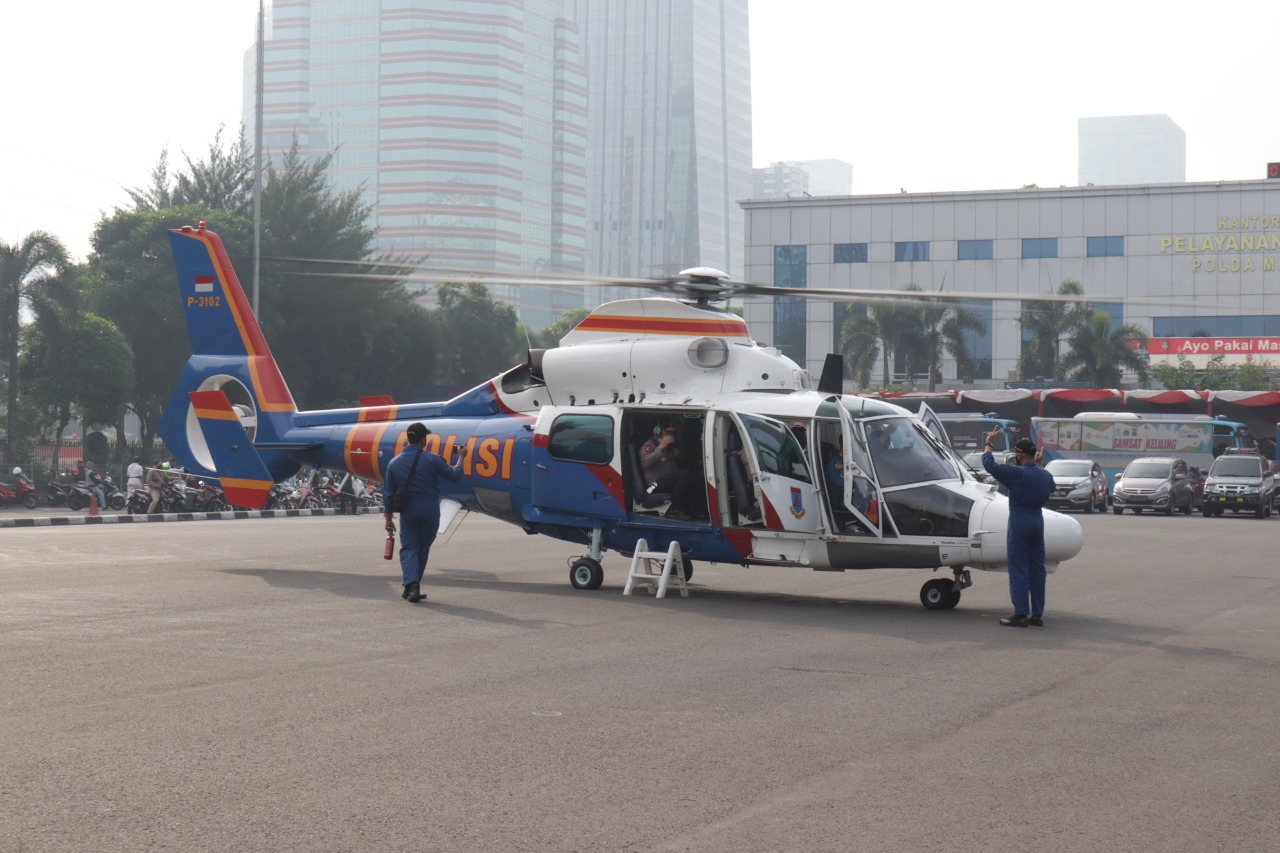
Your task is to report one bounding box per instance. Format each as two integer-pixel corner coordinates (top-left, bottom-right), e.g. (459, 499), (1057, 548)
(3, 510), (1279, 852)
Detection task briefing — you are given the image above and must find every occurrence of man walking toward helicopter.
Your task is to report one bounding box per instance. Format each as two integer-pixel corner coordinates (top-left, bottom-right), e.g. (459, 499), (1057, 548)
(383, 422), (463, 603)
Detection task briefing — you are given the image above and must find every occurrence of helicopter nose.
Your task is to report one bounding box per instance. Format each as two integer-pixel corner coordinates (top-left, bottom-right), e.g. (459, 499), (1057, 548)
(967, 497), (1083, 571)
(1043, 508), (1084, 565)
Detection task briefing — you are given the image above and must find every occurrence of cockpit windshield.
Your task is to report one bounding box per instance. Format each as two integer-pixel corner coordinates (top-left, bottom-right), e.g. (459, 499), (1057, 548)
(862, 417), (959, 488)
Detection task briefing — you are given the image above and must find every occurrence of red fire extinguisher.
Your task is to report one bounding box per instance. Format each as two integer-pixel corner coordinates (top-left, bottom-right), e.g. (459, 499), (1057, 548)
(384, 531), (395, 560)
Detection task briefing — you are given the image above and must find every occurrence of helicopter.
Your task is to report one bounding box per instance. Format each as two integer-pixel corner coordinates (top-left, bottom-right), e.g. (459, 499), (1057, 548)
(159, 223), (1084, 610)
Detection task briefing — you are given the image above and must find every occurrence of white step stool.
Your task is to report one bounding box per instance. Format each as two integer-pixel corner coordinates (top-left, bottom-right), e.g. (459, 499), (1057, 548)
(622, 538), (689, 599)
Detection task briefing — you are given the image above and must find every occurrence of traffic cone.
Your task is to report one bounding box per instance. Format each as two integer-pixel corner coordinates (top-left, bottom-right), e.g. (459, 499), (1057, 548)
(88, 491), (100, 516)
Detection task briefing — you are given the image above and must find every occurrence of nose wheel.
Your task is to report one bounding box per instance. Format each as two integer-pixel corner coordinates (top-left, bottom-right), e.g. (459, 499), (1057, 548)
(920, 568), (971, 611)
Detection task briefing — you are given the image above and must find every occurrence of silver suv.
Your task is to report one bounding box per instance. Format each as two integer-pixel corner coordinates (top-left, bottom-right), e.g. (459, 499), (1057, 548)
(1202, 450), (1276, 518)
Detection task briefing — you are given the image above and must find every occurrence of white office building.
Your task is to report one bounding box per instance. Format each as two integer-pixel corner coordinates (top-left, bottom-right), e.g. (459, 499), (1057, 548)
(742, 180), (1280, 388)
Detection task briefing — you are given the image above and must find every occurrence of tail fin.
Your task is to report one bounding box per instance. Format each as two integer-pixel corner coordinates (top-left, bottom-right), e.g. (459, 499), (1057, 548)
(188, 390), (274, 509)
(158, 224), (298, 480)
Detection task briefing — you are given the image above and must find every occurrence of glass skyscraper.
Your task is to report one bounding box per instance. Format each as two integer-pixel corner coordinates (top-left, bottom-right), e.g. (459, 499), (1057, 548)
(244, 0), (588, 327)
(572, 0), (752, 279)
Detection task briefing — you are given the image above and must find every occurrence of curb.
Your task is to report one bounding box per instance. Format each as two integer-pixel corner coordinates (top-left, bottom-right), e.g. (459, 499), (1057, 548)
(0, 507), (380, 529)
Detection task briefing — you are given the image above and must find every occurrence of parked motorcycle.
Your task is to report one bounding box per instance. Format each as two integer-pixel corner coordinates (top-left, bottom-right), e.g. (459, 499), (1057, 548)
(0, 470), (40, 510)
(191, 480), (230, 512)
(263, 482), (295, 510)
(63, 482), (96, 511)
(100, 476), (127, 511)
(45, 478), (73, 507)
(125, 480), (189, 514)
(126, 487), (153, 515)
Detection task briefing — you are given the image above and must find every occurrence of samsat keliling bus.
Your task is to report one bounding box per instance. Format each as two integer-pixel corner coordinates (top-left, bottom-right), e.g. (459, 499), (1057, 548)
(1031, 414), (1258, 488)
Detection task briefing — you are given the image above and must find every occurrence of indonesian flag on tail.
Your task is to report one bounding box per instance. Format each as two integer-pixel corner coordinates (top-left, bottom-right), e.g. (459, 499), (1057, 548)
(195, 275), (214, 293)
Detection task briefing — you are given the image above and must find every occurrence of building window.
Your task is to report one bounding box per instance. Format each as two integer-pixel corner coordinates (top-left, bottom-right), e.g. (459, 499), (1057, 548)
(960, 299), (993, 380)
(895, 241), (930, 262)
(1086, 236), (1125, 257)
(957, 239), (993, 261)
(1089, 302), (1123, 334)
(774, 245), (807, 365)
(1021, 237), (1058, 259)
(834, 243), (868, 263)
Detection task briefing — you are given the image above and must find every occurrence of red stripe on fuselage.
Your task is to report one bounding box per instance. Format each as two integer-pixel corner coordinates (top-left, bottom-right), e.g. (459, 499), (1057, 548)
(574, 316), (749, 337)
(345, 422), (394, 481)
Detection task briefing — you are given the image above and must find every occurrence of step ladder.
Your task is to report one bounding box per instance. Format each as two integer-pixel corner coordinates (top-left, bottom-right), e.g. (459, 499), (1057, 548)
(622, 538), (689, 599)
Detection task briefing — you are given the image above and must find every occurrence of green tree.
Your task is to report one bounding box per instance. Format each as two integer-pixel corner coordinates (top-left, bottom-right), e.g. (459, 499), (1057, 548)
(838, 298), (918, 389)
(536, 307), (591, 347)
(22, 311), (133, 457)
(1016, 280), (1091, 381)
(897, 291), (985, 391)
(1059, 309), (1150, 388)
(1229, 359), (1276, 391)
(1, 231), (70, 460)
(127, 126), (252, 215)
(1150, 353), (1233, 391)
(432, 282), (522, 388)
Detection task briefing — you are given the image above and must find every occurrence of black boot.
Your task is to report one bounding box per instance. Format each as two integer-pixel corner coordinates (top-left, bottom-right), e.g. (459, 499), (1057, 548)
(401, 584), (412, 600)
(405, 582), (422, 603)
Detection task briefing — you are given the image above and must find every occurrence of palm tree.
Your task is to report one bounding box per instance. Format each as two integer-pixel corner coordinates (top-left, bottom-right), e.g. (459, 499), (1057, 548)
(1, 232), (70, 460)
(1016, 280), (1091, 381)
(899, 290), (986, 391)
(1059, 309), (1150, 388)
(838, 299), (918, 389)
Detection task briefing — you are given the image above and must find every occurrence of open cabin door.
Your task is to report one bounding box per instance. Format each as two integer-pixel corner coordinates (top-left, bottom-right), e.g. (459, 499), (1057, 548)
(917, 402), (950, 446)
(835, 401), (887, 537)
(713, 411), (822, 535)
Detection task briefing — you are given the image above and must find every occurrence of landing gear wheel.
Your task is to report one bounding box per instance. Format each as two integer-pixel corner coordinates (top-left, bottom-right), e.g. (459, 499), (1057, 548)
(681, 556), (694, 582)
(920, 578), (961, 611)
(569, 557), (604, 590)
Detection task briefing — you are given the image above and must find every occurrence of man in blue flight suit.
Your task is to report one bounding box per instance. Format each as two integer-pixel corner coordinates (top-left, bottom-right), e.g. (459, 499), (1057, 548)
(383, 422), (463, 603)
(982, 429), (1055, 627)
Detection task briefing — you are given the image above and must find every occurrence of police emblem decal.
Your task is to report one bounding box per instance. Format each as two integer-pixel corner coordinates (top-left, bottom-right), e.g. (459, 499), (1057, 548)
(789, 487), (806, 519)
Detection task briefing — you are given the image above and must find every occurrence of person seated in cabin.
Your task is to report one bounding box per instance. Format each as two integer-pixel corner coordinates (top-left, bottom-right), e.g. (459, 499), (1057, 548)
(823, 442), (869, 532)
(640, 418), (705, 521)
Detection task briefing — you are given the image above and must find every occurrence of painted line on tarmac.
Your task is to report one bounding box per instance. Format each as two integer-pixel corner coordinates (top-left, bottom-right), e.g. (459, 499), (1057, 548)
(0, 507), (380, 529)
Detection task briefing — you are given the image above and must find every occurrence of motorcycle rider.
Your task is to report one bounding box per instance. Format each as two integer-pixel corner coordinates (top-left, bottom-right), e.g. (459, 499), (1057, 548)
(145, 459), (167, 514)
(74, 459), (107, 509)
(12, 466), (34, 491)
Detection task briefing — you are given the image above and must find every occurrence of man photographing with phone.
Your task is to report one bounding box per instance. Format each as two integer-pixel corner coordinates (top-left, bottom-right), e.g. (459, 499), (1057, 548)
(383, 422), (464, 603)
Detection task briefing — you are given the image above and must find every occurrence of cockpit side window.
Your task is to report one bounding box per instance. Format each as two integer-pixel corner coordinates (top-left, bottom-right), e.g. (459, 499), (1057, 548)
(740, 414), (812, 484)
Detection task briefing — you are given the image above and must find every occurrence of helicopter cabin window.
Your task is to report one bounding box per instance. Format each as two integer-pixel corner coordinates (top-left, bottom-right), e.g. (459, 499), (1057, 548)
(547, 414), (614, 465)
(740, 414), (812, 483)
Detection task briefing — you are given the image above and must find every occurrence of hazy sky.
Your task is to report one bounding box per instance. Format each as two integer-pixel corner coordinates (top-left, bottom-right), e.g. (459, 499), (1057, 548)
(3, 0), (1276, 262)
